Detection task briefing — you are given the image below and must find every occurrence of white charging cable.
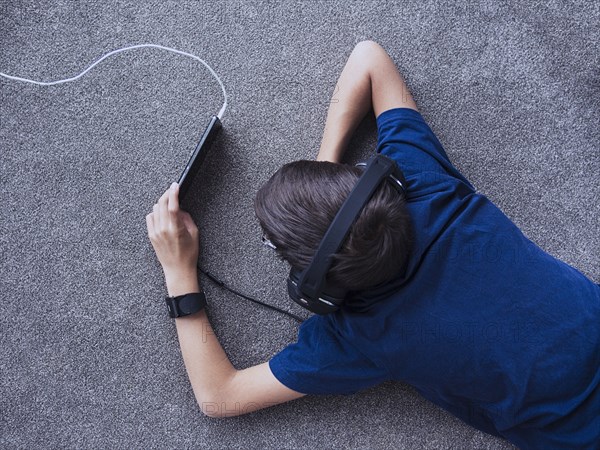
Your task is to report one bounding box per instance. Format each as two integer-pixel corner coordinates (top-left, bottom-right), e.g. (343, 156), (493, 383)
(0, 43), (228, 119)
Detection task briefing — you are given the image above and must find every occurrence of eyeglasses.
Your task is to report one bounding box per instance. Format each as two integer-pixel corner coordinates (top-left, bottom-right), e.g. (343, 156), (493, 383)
(261, 234), (277, 250)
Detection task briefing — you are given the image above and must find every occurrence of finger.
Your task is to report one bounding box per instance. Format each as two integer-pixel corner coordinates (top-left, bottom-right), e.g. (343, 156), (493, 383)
(145, 213), (155, 239)
(181, 213), (199, 241)
(180, 211), (199, 235)
(158, 189), (170, 229)
(168, 182), (180, 220)
(153, 203), (160, 231)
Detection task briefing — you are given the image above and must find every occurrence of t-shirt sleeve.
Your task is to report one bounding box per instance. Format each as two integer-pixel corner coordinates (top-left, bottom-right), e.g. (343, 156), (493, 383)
(376, 107), (476, 197)
(269, 316), (389, 395)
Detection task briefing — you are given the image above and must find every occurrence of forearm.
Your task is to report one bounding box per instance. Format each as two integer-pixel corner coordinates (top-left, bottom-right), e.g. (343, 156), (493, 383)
(317, 43), (374, 163)
(175, 310), (236, 409)
(166, 270), (236, 412)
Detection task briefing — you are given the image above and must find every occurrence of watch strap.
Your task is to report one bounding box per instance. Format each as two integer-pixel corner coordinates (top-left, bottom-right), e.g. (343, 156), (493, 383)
(165, 292), (207, 318)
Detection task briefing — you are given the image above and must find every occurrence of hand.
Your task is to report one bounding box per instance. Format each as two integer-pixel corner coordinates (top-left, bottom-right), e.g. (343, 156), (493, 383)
(146, 182), (200, 295)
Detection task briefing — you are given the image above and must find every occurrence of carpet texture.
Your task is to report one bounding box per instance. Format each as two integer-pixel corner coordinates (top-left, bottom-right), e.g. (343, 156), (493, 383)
(1, 1), (598, 448)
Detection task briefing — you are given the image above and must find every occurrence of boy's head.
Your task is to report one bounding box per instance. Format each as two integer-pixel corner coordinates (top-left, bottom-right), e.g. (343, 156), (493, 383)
(254, 160), (414, 292)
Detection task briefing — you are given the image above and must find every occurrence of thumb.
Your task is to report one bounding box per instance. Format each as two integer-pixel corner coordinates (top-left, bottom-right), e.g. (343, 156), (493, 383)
(179, 211), (199, 236)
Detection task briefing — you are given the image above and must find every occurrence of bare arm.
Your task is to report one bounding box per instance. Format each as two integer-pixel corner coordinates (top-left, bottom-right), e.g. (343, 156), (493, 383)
(173, 310), (305, 417)
(317, 40), (417, 163)
(146, 184), (305, 418)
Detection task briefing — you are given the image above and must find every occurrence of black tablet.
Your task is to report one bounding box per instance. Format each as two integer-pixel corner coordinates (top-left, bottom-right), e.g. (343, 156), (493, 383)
(178, 115), (222, 199)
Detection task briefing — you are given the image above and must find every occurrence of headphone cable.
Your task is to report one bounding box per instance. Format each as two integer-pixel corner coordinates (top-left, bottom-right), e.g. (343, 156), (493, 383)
(197, 265), (305, 323)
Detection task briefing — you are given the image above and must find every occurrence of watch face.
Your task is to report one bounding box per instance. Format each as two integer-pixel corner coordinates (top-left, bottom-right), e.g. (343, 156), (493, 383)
(166, 292), (206, 318)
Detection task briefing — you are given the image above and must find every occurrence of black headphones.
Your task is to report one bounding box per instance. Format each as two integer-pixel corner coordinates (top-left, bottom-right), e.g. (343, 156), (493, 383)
(286, 154), (407, 315)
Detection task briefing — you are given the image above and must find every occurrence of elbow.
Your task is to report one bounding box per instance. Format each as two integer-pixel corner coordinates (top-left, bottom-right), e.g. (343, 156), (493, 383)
(197, 393), (242, 419)
(352, 40), (387, 65)
(196, 391), (225, 418)
(193, 371), (239, 418)
(353, 40), (383, 54)
(351, 40), (386, 78)
(200, 402), (226, 419)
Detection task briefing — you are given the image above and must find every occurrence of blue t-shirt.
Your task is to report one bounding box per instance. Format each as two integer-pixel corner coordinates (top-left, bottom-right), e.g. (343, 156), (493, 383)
(269, 107), (600, 449)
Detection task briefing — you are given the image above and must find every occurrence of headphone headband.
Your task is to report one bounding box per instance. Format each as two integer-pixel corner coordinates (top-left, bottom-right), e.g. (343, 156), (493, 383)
(293, 154), (401, 307)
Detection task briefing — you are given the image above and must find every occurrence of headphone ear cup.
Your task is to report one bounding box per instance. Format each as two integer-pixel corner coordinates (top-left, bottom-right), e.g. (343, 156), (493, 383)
(287, 267), (311, 309)
(287, 268), (302, 300)
(289, 267), (301, 284)
(319, 281), (348, 309)
(287, 267), (347, 315)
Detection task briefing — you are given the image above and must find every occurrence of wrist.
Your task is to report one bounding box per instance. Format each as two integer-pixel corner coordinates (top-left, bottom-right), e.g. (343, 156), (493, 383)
(164, 269), (200, 297)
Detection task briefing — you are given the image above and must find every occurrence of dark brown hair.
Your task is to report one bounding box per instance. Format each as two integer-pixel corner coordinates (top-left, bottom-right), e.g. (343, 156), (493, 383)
(254, 160), (413, 291)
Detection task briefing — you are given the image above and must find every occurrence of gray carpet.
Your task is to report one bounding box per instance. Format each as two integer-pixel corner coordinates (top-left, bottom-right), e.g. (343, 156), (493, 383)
(1, 1), (598, 449)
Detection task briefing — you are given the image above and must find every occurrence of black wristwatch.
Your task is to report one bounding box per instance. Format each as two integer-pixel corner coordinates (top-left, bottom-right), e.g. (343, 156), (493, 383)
(165, 292), (207, 318)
